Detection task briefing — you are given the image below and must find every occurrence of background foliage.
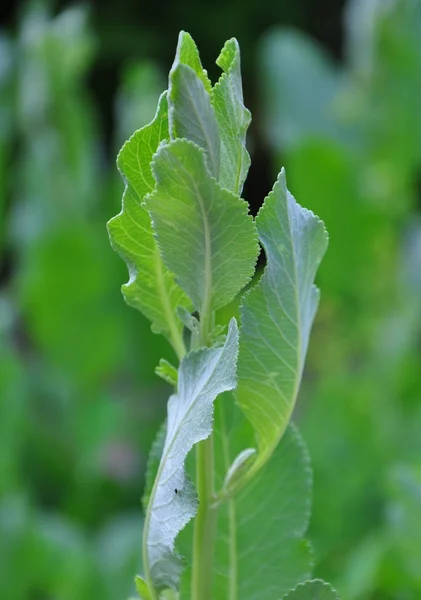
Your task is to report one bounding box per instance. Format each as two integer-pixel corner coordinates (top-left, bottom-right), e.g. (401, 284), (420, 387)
(0, 1), (420, 599)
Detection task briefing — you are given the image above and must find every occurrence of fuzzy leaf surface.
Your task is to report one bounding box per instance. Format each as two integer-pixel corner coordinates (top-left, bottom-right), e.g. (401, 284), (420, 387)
(169, 63), (220, 179)
(171, 31), (212, 93)
(143, 319), (239, 593)
(146, 139), (258, 313)
(213, 404), (312, 599)
(142, 421), (167, 512)
(107, 92), (191, 356)
(236, 168), (328, 475)
(281, 580), (341, 600)
(168, 31), (219, 177)
(211, 38), (251, 194)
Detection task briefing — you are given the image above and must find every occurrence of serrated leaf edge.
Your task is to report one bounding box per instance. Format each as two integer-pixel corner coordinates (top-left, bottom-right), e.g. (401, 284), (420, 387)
(108, 91), (189, 358)
(143, 319), (239, 594)
(280, 579), (341, 600)
(235, 168), (328, 483)
(211, 37), (252, 195)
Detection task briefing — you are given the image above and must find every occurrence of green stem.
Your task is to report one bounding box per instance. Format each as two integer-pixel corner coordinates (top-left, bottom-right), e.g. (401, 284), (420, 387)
(191, 433), (217, 600)
(191, 306), (217, 600)
(228, 497), (237, 600)
(219, 403), (238, 600)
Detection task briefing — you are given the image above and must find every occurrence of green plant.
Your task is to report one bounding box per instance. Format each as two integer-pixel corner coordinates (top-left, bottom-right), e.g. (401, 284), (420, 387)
(108, 31), (338, 600)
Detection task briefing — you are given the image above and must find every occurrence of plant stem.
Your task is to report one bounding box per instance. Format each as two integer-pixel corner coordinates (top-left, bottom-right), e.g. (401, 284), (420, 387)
(191, 306), (216, 600)
(219, 403), (238, 600)
(228, 497), (237, 600)
(191, 433), (217, 600)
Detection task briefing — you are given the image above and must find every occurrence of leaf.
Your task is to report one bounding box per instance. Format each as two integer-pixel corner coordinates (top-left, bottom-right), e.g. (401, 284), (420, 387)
(280, 580), (341, 600)
(169, 63), (220, 179)
(143, 319), (239, 594)
(212, 405), (313, 600)
(107, 91), (191, 358)
(135, 575), (152, 600)
(176, 306), (199, 333)
(211, 38), (251, 194)
(236, 168), (328, 478)
(155, 359), (178, 386)
(168, 31), (219, 178)
(116, 61), (166, 148)
(175, 405), (312, 599)
(146, 138), (259, 314)
(258, 28), (344, 150)
(171, 31), (212, 94)
(223, 447), (256, 489)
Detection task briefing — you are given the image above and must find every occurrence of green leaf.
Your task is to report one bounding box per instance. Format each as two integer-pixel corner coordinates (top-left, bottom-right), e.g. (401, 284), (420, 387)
(135, 575), (152, 600)
(223, 447), (256, 489)
(169, 63), (220, 179)
(176, 306), (199, 333)
(236, 168), (328, 478)
(146, 138), (259, 315)
(258, 28), (344, 150)
(107, 92), (191, 358)
(213, 405), (313, 599)
(155, 359), (178, 386)
(143, 319), (239, 594)
(212, 38), (251, 194)
(168, 31), (219, 178)
(171, 31), (212, 93)
(280, 580), (341, 600)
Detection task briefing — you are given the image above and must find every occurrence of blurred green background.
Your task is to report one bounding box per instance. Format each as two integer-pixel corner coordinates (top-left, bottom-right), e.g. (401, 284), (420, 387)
(0, 0), (420, 599)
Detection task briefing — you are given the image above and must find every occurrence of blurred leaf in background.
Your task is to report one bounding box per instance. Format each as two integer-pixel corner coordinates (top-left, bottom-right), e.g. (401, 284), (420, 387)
(0, 4), (170, 599)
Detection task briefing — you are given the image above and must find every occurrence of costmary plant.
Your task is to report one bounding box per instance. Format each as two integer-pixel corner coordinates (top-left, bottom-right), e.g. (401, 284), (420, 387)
(108, 31), (339, 600)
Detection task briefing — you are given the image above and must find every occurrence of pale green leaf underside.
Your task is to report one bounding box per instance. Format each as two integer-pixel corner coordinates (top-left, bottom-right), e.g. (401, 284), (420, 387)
(236, 168), (328, 473)
(146, 138), (259, 313)
(280, 580), (341, 600)
(142, 420), (167, 513)
(107, 92), (191, 356)
(212, 38), (251, 195)
(213, 405), (312, 600)
(169, 63), (220, 179)
(143, 319), (239, 593)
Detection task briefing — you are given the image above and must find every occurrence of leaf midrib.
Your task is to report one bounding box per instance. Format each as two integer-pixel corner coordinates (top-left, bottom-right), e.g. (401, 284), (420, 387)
(239, 181), (303, 486)
(192, 179), (213, 321)
(171, 63), (219, 179)
(259, 185), (302, 459)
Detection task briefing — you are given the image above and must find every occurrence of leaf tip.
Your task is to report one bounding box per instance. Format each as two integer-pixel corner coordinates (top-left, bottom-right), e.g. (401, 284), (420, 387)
(134, 575), (152, 600)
